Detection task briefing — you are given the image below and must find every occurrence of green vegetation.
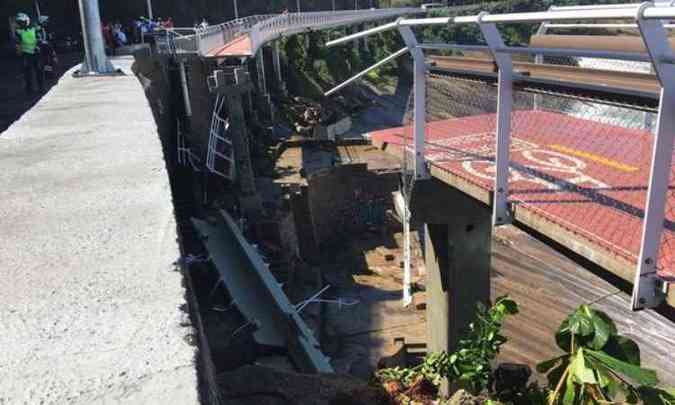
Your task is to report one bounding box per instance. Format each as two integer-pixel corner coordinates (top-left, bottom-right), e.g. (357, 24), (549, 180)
(280, 27), (404, 98)
(374, 299), (675, 404)
(375, 296), (519, 394)
(538, 304), (675, 405)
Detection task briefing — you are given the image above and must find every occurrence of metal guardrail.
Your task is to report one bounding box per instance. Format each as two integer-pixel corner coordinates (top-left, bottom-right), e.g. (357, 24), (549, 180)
(248, 8), (422, 56)
(197, 14), (276, 55)
(327, 2), (675, 310)
(157, 8), (422, 58)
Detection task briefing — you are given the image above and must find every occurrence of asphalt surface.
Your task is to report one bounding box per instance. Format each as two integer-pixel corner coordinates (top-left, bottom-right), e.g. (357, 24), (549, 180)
(0, 57), (198, 404)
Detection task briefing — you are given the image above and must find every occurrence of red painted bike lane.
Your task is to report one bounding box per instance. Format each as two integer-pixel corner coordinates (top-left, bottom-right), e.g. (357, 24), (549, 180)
(369, 110), (675, 279)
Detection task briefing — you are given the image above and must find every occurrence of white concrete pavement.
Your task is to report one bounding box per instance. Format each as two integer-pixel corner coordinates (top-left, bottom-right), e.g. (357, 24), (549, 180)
(0, 57), (199, 404)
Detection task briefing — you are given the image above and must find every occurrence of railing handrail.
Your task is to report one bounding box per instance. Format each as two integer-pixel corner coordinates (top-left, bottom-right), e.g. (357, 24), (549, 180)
(455, 4), (675, 24)
(248, 8), (422, 55)
(159, 8), (423, 57)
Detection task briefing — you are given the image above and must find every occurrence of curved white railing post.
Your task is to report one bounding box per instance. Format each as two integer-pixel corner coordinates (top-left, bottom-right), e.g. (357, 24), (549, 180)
(632, 2), (675, 310)
(477, 11), (515, 226)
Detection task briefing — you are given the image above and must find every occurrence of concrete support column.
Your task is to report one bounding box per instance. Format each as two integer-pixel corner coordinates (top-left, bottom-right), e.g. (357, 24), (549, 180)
(409, 179), (491, 395)
(425, 216), (491, 354)
(256, 47), (267, 95)
(272, 41), (286, 94)
(230, 69), (261, 214)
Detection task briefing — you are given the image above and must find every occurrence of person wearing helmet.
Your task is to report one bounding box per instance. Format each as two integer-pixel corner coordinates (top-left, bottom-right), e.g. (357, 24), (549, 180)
(13, 12), (44, 94)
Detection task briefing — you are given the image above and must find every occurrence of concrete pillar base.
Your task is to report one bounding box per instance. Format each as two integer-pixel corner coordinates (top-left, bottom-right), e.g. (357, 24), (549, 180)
(410, 179), (492, 396)
(272, 40), (287, 96)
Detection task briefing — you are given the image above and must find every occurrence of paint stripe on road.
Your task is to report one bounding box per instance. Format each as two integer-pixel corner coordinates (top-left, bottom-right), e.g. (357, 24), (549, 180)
(548, 144), (639, 173)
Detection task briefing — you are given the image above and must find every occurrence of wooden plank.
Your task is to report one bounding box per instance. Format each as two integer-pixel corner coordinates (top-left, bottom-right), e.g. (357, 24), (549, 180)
(492, 226), (675, 387)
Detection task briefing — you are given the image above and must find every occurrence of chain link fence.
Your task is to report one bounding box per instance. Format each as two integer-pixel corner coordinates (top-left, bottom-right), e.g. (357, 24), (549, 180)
(399, 67), (675, 277)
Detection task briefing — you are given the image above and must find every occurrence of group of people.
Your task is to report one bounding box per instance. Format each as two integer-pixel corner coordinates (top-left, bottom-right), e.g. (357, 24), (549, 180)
(102, 16), (175, 54)
(12, 12), (58, 94)
(102, 21), (128, 52)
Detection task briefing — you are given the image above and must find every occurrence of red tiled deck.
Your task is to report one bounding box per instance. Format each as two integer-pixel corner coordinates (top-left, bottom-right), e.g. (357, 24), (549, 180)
(207, 35), (253, 57)
(369, 110), (675, 281)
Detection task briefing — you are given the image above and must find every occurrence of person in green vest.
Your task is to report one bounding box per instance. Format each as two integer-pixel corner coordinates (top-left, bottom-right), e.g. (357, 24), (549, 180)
(13, 13), (44, 94)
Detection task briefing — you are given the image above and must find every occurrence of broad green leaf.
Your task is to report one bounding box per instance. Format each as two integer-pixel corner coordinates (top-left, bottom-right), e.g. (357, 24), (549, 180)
(556, 319), (572, 352)
(591, 359), (631, 401)
(569, 306), (595, 336)
(593, 363), (612, 389)
(571, 349), (597, 384)
(593, 310), (618, 336)
(586, 349), (658, 386)
(496, 296), (519, 315)
(590, 311), (613, 350)
(605, 335), (641, 366)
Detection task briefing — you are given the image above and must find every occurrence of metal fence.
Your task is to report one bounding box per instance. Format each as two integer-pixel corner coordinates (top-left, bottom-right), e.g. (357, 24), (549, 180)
(327, 2), (675, 310)
(157, 8), (422, 58)
(206, 95), (236, 180)
(418, 71), (657, 266)
(249, 9), (421, 55)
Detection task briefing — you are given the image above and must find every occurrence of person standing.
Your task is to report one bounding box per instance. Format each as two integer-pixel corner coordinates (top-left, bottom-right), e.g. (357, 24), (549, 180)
(102, 21), (114, 54)
(13, 13), (44, 94)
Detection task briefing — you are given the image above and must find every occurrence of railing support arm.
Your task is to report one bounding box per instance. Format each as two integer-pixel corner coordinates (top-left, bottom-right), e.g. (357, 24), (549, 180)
(632, 2), (673, 310)
(398, 25), (429, 181)
(477, 12), (514, 226)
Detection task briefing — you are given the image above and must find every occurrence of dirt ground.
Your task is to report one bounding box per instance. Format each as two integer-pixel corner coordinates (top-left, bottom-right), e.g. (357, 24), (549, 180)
(0, 52), (82, 134)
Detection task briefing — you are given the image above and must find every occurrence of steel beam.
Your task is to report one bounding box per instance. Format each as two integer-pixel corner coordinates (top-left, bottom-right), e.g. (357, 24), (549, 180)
(179, 61), (192, 117)
(324, 47), (408, 96)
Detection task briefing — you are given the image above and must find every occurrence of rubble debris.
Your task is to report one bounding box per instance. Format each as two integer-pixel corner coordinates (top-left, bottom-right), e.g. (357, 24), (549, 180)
(379, 376), (438, 405)
(217, 365), (386, 405)
(412, 292), (426, 310)
(376, 339), (407, 370)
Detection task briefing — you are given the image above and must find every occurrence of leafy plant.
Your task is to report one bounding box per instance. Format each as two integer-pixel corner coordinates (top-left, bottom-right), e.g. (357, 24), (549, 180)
(538, 304), (675, 405)
(446, 295), (519, 393)
(375, 296), (519, 394)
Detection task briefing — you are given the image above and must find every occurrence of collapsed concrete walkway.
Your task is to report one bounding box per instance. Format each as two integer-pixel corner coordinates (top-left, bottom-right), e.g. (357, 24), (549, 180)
(0, 57), (198, 404)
